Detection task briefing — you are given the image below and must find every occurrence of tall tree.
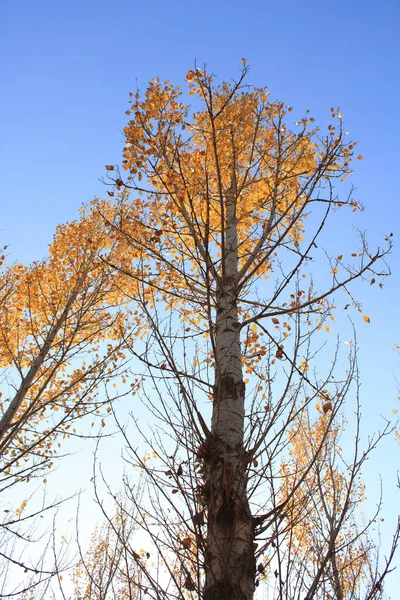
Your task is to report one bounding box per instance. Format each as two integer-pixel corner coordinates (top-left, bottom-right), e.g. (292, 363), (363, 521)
(93, 64), (394, 599)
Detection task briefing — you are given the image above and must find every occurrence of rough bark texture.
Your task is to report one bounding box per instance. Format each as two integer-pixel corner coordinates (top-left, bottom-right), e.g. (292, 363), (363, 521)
(203, 185), (256, 600)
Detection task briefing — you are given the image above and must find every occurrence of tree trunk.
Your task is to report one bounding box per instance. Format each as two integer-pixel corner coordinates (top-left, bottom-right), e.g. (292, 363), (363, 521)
(203, 184), (255, 600)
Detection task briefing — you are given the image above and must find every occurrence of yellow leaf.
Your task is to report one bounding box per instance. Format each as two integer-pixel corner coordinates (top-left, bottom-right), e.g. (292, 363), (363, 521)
(363, 315), (370, 323)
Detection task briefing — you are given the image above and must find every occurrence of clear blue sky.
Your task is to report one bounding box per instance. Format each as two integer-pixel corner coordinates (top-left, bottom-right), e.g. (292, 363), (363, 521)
(1, 0), (400, 592)
(1, 0), (399, 263)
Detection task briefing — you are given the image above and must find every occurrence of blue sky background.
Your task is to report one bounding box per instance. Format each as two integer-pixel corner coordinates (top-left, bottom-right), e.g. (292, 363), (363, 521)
(1, 0), (400, 593)
(1, 0), (399, 264)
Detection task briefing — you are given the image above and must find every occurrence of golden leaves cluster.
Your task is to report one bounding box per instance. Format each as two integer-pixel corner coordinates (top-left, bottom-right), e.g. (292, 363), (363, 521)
(102, 66), (363, 339)
(0, 202), (136, 479)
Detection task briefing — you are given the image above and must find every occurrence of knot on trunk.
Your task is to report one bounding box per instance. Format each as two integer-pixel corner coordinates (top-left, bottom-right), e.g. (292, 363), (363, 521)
(213, 375), (245, 403)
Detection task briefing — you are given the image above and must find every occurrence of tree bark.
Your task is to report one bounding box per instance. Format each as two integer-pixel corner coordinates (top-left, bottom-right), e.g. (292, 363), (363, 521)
(203, 184), (255, 600)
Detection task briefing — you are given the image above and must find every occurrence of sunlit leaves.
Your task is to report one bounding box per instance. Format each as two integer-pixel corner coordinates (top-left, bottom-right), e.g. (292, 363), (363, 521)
(0, 204), (136, 483)
(110, 67), (363, 321)
(279, 412), (370, 596)
(72, 504), (146, 600)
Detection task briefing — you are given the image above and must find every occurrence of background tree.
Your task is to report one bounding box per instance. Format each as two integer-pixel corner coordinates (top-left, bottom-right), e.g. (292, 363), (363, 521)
(71, 501), (146, 600)
(274, 389), (399, 600)
(0, 204), (138, 595)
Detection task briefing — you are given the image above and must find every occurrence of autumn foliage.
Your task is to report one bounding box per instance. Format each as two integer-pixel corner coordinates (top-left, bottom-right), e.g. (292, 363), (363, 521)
(0, 65), (398, 600)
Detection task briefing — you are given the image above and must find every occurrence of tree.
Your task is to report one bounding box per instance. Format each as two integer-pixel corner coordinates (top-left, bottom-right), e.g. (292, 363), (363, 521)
(275, 394), (399, 600)
(0, 205), (136, 595)
(86, 64), (396, 600)
(3, 64), (397, 600)
(72, 502), (145, 600)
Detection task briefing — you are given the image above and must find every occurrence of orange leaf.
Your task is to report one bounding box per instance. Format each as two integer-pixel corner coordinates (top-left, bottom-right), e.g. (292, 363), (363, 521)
(323, 401), (332, 414)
